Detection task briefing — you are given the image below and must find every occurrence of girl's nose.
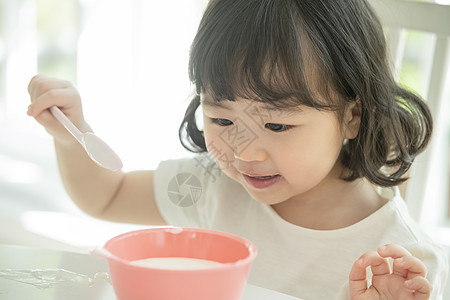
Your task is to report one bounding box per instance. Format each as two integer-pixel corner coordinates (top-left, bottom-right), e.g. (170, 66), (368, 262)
(225, 117), (268, 162)
(233, 140), (268, 162)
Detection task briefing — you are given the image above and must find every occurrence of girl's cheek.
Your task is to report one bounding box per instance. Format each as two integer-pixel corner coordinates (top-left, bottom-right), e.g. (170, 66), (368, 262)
(204, 136), (235, 173)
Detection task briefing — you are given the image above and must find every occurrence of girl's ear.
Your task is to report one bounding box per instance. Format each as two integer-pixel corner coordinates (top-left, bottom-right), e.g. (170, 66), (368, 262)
(343, 97), (362, 139)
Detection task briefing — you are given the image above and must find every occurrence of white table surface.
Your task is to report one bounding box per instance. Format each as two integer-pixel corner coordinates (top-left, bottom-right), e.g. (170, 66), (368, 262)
(0, 244), (301, 300)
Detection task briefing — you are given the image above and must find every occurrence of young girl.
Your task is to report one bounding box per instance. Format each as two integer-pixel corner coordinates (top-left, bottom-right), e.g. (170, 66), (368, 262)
(27, 0), (448, 299)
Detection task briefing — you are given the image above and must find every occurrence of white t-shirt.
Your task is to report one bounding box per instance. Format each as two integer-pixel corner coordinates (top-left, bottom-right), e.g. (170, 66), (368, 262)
(154, 154), (449, 299)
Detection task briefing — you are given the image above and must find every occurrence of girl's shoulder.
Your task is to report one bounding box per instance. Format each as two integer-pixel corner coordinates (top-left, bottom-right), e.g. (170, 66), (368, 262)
(376, 188), (447, 256)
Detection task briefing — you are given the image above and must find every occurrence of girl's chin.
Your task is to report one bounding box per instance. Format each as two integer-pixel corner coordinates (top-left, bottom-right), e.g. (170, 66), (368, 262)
(241, 180), (288, 205)
(247, 191), (287, 205)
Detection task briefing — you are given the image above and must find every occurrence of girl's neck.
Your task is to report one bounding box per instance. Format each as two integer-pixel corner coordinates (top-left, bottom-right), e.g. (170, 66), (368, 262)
(271, 177), (387, 230)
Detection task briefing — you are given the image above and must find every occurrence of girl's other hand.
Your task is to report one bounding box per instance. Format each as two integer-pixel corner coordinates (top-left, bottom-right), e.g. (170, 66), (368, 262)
(27, 75), (90, 145)
(349, 244), (431, 300)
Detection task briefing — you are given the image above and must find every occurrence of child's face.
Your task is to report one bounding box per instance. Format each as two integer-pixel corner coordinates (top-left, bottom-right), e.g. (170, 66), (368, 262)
(201, 94), (356, 205)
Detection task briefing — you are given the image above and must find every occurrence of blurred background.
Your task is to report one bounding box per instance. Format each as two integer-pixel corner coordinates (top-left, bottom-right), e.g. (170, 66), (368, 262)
(0, 0), (449, 252)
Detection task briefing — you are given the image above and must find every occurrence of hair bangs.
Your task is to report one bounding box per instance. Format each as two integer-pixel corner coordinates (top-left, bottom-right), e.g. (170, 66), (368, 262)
(189, 0), (330, 110)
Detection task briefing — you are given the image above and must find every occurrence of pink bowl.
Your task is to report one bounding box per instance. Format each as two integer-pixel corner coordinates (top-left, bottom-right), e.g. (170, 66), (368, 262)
(98, 227), (257, 300)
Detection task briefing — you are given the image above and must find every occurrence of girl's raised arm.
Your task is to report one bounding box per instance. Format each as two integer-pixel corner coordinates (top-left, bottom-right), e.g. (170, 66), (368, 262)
(27, 75), (166, 225)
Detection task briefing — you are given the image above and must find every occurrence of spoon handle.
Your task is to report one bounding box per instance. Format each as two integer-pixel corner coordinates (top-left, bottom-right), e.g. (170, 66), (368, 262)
(49, 106), (84, 144)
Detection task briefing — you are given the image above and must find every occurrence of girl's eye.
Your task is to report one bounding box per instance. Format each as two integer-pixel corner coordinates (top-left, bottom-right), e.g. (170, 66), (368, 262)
(211, 118), (233, 126)
(265, 123), (292, 132)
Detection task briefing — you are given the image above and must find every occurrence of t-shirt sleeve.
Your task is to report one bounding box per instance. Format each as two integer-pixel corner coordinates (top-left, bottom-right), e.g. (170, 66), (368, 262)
(153, 155), (219, 228)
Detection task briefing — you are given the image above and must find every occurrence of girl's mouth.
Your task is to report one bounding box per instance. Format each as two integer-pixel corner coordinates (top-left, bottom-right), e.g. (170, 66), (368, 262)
(242, 174), (281, 189)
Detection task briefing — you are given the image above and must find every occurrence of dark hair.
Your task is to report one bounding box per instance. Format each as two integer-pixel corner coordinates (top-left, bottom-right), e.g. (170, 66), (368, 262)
(179, 0), (433, 187)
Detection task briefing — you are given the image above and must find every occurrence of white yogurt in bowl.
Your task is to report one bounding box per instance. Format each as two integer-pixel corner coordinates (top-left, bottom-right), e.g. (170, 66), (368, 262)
(130, 257), (224, 270)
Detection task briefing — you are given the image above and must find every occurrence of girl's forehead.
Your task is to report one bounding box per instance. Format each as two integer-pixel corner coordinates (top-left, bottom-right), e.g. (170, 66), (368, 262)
(200, 93), (231, 109)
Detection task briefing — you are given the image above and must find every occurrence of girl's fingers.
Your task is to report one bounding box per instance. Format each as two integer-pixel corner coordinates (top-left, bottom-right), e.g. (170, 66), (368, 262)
(349, 251), (390, 296)
(405, 276), (432, 299)
(28, 75), (79, 116)
(27, 75), (87, 141)
(349, 256), (370, 297)
(378, 244), (427, 279)
(28, 75), (72, 100)
(27, 87), (80, 117)
(350, 246), (432, 299)
(361, 251), (391, 276)
(394, 255), (427, 279)
(378, 243), (412, 258)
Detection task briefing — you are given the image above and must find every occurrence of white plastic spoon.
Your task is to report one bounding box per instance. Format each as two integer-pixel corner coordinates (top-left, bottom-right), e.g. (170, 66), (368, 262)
(50, 106), (123, 171)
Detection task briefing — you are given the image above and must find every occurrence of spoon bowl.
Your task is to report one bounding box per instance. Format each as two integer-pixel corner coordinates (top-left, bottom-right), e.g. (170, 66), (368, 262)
(50, 106), (123, 171)
(82, 132), (123, 171)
